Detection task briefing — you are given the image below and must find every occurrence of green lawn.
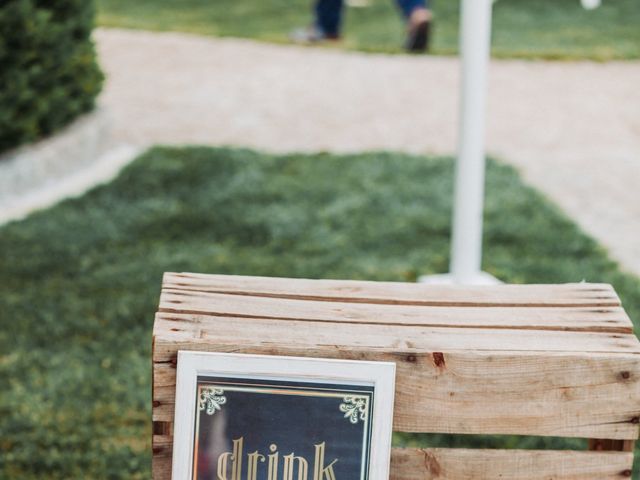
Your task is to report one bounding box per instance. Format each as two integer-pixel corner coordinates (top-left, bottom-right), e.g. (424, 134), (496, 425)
(97, 0), (640, 60)
(1, 147), (639, 478)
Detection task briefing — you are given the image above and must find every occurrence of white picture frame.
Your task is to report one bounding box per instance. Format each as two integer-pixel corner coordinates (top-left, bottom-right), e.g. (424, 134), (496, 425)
(172, 351), (396, 480)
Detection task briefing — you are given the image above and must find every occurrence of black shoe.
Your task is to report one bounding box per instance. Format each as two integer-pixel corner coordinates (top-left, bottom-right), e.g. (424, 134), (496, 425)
(405, 19), (431, 53)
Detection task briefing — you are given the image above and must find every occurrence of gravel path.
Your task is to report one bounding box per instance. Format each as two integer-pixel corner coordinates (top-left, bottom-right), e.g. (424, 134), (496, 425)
(95, 28), (640, 276)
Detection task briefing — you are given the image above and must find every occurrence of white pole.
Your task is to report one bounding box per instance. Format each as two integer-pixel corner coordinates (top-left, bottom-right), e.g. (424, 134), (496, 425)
(581, 0), (601, 9)
(450, 0), (494, 284)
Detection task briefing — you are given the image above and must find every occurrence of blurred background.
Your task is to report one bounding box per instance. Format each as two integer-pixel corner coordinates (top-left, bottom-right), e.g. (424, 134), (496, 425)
(1, 0), (639, 478)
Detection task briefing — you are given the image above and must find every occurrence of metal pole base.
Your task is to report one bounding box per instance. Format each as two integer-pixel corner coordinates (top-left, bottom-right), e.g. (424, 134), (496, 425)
(417, 271), (501, 285)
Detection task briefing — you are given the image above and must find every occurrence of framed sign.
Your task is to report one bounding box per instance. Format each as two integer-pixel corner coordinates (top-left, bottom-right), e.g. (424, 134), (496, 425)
(172, 351), (396, 480)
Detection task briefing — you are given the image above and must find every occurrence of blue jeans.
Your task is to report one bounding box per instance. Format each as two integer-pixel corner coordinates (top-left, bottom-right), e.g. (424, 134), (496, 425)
(315, 0), (428, 36)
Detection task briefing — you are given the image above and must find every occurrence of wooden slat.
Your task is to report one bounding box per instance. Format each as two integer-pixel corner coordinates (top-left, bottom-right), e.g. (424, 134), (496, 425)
(151, 439), (634, 480)
(153, 354), (640, 439)
(152, 315), (640, 439)
(159, 289), (633, 333)
(155, 313), (640, 356)
(152, 434), (172, 480)
(390, 448), (634, 479)
(163, 272), (621, 307)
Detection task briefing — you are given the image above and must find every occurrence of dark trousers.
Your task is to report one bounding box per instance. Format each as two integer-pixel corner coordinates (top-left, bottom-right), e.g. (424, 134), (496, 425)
(316, 0), (428, 36)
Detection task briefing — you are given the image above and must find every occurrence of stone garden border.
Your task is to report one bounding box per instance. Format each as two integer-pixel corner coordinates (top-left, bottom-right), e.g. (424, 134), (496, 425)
(0, 108), (141, 225)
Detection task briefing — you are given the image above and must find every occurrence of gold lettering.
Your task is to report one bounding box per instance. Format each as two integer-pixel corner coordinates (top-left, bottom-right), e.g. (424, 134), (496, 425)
(313, 442), (337, 480)
(283, 453), (309, 480)
(231, 437), (244, 480)
(247, 451), (266, 480)
(217, 452), (232, 480)
(217, 439), (336, 480)
(267, 444), (279, 480)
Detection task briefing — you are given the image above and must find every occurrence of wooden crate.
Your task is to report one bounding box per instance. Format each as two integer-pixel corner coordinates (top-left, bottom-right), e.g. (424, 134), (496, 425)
(152, 273), (640, 479)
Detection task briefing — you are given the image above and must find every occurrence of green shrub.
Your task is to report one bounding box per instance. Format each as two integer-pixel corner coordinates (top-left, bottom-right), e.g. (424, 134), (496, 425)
(0, 0), (104, 153)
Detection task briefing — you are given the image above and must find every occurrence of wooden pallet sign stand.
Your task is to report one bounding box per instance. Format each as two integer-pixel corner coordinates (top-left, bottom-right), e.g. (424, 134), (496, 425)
(152, 273), (640, 479)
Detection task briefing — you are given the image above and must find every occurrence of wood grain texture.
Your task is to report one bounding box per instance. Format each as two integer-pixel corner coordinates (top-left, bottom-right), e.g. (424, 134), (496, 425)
(155, 313), (640, 355)
(151, 440), (634, 480)
(152, 331), (640, 439)
(390, 448), (634, 479)
(151, 273), (640, 479)
(163, 272), (621, 307)
(159, 289), (633, 333)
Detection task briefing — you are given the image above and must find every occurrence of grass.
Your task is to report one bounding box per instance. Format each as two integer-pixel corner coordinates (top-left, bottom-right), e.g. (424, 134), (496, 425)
(96, 0), (640, 60)
(1, 146), (640, 478)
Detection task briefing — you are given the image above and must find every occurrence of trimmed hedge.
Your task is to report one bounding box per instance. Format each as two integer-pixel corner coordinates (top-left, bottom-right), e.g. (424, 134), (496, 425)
(0, 0), (104, 153)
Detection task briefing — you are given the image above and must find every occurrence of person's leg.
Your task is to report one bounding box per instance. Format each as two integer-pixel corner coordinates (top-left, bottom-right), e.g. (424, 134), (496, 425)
(396, 0), (429, 19)
(290, 0), (343, 43)
(397, 0), (432, 52)
(315, 0), (344, 38)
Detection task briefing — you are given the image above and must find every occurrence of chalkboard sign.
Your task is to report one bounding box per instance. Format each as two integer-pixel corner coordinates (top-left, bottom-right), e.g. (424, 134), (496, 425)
(172, 352), (395, 480)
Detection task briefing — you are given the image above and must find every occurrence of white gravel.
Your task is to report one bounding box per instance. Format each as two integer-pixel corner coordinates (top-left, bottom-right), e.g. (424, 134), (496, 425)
(95, 28), (640, 276)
